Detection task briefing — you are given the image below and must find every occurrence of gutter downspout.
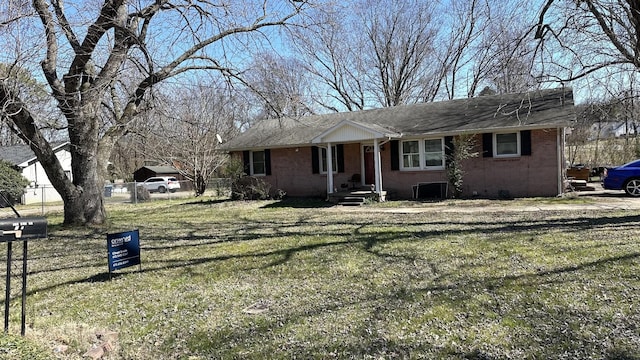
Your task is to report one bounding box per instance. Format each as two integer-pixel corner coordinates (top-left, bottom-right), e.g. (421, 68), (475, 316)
(557, 127), (564, 196)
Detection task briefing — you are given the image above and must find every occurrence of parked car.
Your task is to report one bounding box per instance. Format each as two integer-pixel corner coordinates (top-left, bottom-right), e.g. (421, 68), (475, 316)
(602, 159), (640, 196)
(141, 176), (180, 193)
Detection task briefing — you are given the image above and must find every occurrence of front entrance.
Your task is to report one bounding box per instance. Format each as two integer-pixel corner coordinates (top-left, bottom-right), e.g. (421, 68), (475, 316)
(364, 146), (375, 185)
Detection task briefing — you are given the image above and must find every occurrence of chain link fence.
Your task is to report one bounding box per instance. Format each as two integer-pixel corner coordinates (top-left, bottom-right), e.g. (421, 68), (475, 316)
(102, 179), (232, 204)
(0, 178), (233, 217)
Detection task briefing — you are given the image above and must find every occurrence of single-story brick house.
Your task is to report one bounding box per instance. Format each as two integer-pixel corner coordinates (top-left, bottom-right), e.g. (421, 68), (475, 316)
(221, 88), (576, 200)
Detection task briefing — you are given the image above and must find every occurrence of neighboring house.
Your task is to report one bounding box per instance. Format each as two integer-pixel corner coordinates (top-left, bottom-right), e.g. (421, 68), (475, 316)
(133, 166), (181, 182)
(0, 142), (72, 204)
(589, 121), (637, 139)
(221, 88), (576, 200)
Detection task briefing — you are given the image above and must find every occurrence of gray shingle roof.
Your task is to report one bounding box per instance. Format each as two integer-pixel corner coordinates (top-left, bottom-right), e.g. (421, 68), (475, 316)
(0, 144), (33, 165)
(139, 166), (179, 174)
(0, 142), (69, 166)
(222, 87), (575, 151)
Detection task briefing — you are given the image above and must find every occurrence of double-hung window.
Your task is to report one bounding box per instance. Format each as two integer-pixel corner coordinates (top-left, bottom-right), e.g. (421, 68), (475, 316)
(494, 132), (520, 157)
(401, 138), (444, 170)
(250, 150), (266, 176)
(424, 139), (444, 168)
(402, 141), (420, 169)
(320, 146), (337, 173)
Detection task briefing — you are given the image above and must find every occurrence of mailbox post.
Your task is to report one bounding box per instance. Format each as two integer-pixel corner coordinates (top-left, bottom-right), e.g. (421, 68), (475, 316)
(0, 216), (47, 336)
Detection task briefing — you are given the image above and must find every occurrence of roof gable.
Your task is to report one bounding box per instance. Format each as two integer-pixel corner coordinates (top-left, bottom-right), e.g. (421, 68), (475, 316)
(312, 120), (401, 143)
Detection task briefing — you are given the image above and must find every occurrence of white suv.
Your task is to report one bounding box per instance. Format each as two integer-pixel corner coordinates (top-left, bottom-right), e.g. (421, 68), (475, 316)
(141, 176), (181, 193)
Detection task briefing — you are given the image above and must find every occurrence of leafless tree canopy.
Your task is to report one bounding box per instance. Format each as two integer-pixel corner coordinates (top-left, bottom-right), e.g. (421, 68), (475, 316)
(535, 0), (640, 80)
(0, 0), (312, 225)
(246, 53), (315, 120)
(140, 80), (245, 196)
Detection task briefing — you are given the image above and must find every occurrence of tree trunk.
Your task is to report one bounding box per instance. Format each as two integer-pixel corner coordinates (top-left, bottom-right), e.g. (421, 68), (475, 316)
(61, 105), (107, 225)
(63, 184), (106, 226)
(195, 173), (206, 196)
(0, 82), (107, 225)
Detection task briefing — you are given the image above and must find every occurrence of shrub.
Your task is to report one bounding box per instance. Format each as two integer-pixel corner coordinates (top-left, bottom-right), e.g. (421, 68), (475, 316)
(129, 185), (151, 202)
(231, 176), (271, 200)
(446, 134), (478, 198)
(273, 189), (287, 200)
(0, 160), (29, 206)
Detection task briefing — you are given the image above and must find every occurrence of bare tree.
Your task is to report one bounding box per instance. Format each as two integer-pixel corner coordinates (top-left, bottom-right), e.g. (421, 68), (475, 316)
(246, 53), (315, 119)
(291, 0), (441, 110)
(290, 5), (369, 112)
(144, 81), (245, 196)
(535, 0), (640, 80)
(436, 0), (487, 100)
(484, 28), (539, 94)
(0, 1), (311, 225)
(357, 0), (439, 106)
(437, 0), (539, 99)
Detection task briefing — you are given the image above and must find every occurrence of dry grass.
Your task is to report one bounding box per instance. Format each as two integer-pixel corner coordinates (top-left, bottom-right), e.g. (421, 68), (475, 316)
(1, 197), (640, 359)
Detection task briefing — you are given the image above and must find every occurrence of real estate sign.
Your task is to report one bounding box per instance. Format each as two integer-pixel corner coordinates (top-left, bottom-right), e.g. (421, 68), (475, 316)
(107, 229), (140, 272)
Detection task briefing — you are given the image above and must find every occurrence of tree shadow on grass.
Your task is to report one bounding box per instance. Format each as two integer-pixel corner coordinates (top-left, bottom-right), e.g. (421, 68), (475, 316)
(180, 198), (232, 206)
(176, 197), (332, 209)
(20, 210), (640, 303)
(18, 209), (640, 358)
(260, 197), (332, 209)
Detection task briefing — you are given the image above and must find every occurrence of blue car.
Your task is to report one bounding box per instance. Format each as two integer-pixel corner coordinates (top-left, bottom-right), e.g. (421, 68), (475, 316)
(603, 160), (640, 196)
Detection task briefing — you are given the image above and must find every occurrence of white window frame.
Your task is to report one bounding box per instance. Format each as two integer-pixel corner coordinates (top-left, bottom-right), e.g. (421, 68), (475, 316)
(400, 138), (445, 171)
(401, 140), (421, 170)
(424, 138), (445, 169)
(250, 150), (266, 176)
(493, 132), (520, 158)
(320, 146), (338, 174)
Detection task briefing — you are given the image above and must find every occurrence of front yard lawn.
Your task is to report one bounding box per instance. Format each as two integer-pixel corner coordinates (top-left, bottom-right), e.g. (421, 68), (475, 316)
(2, 198), (640, 359)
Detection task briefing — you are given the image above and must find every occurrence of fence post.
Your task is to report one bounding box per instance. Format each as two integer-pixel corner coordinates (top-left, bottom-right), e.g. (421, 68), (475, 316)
(134, 181), (137, 204)
(40, 185), (44, 216)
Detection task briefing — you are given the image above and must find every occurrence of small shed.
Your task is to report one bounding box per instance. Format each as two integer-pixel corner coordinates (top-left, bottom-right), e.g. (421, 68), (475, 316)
(133, 166), (181, 182)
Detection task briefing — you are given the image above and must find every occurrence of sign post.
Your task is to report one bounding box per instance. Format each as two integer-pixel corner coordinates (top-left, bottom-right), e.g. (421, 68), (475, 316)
(0, 216), (47, 336)
(107, 230), (141, 277)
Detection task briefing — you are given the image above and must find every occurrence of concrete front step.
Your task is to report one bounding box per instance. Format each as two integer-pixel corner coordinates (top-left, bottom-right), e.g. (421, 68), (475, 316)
(338, 196), (366, 206)
(328, 190), (386, 204)
(568, 179), (596, 191)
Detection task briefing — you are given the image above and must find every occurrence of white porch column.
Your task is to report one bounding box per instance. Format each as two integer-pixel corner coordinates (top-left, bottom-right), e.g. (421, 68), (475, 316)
(373, 138), (382, 194)
(327, 142), (334, 194)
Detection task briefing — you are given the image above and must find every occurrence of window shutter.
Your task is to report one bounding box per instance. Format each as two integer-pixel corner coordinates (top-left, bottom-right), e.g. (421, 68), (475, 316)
(264, 149), (272, 175)
(242, 151), (250, 174)
(482, 133), (493, 158)
(444, 136), (454, 167)
(311, 146), (319, 174)
(337, 144), (344, 173)
(521, 130), (532, 156)
(390, 140), (400, 170)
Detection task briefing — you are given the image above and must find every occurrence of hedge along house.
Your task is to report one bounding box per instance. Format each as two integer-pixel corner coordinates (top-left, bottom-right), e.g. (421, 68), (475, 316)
(221, 88), (576, 200)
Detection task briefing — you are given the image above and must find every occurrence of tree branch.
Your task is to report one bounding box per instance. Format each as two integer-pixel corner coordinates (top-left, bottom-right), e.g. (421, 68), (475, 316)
(535, 0), (555, 39)
(51, 0), (80, 52)
(32, 0), (63, 97)
(584, 1), (636, 64)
